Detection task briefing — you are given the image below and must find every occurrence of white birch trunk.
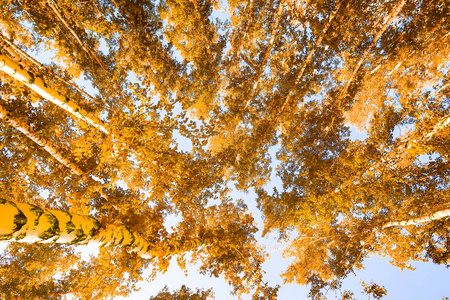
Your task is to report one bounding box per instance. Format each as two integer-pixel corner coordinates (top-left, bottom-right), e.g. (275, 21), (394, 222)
(0, 199), (212, 259)
(0, 104), (85, 176)
(422, 112), (450, 142)
(0, 54), (109, 134)
(382, 209), (450, 228)
(0, 104), (117, 201)
(0, 32), (109, 109)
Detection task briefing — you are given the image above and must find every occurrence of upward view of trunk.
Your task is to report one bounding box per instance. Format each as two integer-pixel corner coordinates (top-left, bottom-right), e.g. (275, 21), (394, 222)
(0, 32), (109, 110)
(0, 104), (116, 201)
(0, 54), (109, 134)
(0, 199), (213, 259)
(0, 104), (85, 176)
(0, 103), (114, 206)
(383, 209), (450, 228)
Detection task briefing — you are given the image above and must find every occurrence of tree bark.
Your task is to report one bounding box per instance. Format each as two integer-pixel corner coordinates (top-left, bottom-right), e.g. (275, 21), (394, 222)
(0, 104), (85, 176)
(0, 53), (109, 134)
(383, 209), (450, 228)
(0, 32), (111, 110)
(0, 198), (213, 259)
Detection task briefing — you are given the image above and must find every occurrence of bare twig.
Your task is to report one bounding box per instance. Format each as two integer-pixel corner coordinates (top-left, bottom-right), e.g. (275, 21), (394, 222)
(47, 0), (108, 70)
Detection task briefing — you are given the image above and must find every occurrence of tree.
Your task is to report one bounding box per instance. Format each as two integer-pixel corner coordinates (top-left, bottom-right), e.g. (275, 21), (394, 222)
(0, 0), (449, 298)
(257, 97), (449, 297)
(0, 198), (216, 258)
(0, 243), (79, 299)
(0, 5), (265, 295)
(0, 53), (109, 133)
(148, 285), (213, 300)
(253, 0), (449, 297)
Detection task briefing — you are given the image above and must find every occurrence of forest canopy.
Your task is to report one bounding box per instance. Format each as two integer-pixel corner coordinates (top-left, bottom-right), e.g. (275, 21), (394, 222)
(0, 0), (449, 299)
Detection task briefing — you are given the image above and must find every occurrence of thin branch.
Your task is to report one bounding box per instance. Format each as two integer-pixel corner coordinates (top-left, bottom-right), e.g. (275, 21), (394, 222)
(279, 0), (342, 113)
(337, 0), (407, 102)
(110, 0), (132, 25)
(383, 209), (450, 228)
(190, 0), (213, 58)
(244, 0), (286, 110)
(90, 0), (104, 17)
(47, 0), (108, 70)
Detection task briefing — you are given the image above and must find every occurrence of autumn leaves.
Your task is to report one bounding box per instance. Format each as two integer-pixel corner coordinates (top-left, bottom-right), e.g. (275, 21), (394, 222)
(0, 0), (449, 298)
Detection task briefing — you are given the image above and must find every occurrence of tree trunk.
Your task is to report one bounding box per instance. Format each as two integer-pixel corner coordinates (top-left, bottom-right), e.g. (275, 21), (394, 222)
(0, 199), (212, 259)
(0, 32), (111, 110)
(0, 104), (85, 176)
(382, 209), (450, 228)
(0, 53), (109, 134)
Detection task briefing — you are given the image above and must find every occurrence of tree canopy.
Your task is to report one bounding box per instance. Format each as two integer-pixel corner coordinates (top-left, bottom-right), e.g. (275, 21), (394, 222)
(0, 0), (449, 299)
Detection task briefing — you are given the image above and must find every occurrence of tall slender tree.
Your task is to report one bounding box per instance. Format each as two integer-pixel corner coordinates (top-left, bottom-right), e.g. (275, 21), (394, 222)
(0, 53), (109, 133)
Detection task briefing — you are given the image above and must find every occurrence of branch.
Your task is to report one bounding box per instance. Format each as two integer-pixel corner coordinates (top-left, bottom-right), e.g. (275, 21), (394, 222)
(244, 0), (286, 109)
(190, 0), (213, 58)
(0, 103), (109, 200)
(333, 106), (450, 195)
(47, 0), (108, 70)
(337, 0), (407, 101)
(279, 0), (342, 113)
(0, 104), (85, 176)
